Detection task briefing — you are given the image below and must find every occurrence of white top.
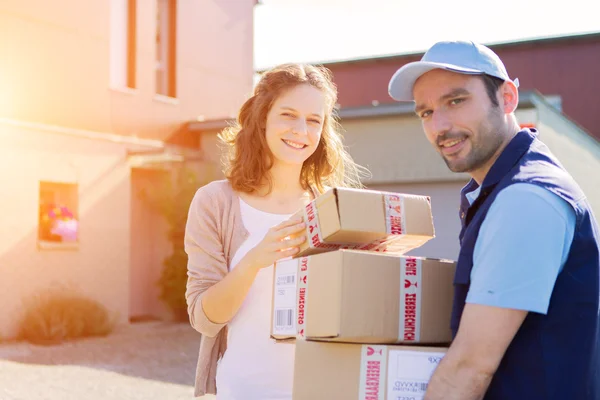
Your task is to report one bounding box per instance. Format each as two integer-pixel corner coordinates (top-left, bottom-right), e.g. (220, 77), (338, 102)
(215, 198), (296, 400)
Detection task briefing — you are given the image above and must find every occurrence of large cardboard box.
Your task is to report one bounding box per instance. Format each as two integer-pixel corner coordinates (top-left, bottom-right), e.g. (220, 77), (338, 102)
(291, 188), (435, 257)
(293, 339), (447, 400)
(271, 251), (456, 344)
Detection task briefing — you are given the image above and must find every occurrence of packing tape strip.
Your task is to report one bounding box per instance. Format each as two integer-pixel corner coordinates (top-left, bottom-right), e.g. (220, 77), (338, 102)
(399, 257), (422, 342)
(296, 256), (310, 338)
(384, 193), (406, 235)
(358, 345), (387, 400)
(303, 200), (349, 250)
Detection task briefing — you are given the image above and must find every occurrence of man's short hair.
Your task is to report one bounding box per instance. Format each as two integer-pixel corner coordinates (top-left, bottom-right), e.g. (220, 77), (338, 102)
(481, 74), (505, 107)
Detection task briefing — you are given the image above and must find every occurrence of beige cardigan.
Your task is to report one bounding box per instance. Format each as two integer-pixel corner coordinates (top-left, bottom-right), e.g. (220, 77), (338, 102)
(184, 179), (319, 397)
(184, 180), (248, 397)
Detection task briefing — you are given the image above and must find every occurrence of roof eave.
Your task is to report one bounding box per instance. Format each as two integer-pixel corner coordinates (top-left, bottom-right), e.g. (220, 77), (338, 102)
(256, 31), (600, 73)
(186, 118), (235, 132)
(337, 91), (539, 120)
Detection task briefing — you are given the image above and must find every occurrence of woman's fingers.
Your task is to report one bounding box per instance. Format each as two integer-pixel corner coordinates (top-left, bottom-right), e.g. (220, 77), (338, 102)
(274, 234), (306, 251)
(276, 222), (306, 240)
(277, 247), (300, 258)
(272, 216), (304, 232)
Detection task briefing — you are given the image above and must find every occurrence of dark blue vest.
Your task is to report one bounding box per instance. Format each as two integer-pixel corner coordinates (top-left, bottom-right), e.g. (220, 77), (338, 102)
(451, 128), (600, 400)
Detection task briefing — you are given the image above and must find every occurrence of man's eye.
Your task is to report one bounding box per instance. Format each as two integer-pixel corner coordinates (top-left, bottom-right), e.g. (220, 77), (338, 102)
(450, 98), (464, 105)
(420, 111), (432, 119)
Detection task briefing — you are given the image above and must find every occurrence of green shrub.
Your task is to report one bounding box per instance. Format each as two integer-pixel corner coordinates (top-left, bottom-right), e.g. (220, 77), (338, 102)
(17, 287), (117, 345)
(139, 166), (212, 321)
(158, 247), (190, 322)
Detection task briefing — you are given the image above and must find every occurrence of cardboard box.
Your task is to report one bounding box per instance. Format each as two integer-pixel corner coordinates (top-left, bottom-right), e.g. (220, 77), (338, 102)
(292, 187), (435, 258)
(293, 339), (447, 400)
(271, 251), (456, 344)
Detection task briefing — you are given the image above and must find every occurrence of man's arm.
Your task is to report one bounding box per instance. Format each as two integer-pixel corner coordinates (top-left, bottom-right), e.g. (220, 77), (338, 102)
(424, 304), (526, 400)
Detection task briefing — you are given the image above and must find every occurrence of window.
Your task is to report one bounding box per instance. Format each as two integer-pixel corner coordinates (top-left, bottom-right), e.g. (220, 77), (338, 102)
(110, 0), (137, 89)
(38, 182), (79, 248)
(155, 0), (177, 98)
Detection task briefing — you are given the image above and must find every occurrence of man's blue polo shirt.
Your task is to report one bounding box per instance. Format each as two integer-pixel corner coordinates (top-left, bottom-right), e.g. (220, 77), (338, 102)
(465, 182), (576, 313)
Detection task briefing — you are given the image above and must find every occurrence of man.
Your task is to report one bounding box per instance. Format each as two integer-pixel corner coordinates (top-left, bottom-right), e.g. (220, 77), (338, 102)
(388, 41), (600, 400)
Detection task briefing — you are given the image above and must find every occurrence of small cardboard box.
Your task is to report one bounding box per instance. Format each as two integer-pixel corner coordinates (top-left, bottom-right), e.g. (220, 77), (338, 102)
(271, 250), (455, 344)
(292, 187), (435, 258)
(293, 339), (447, 400)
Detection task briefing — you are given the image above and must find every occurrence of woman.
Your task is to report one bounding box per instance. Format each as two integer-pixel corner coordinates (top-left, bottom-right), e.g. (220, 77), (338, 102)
(184, 63), (366, 399)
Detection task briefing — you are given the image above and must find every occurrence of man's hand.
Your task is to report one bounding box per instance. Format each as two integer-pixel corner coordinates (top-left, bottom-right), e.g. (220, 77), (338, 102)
(424, 303), (527, 400)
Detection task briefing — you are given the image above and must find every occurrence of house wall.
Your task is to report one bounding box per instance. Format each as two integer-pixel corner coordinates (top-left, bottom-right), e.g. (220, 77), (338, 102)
(0, 0), (255, 141)
(0, 0), (256, 336)
(0, 121), (162, 338)
(325, 34), (600, 140)
(533, 96), (600, 217)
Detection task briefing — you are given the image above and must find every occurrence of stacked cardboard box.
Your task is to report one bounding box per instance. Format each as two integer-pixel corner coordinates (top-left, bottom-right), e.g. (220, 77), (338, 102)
(270, 187), (456, 399)
(288, 187), (435, 257)
(293, 340), (447, 400)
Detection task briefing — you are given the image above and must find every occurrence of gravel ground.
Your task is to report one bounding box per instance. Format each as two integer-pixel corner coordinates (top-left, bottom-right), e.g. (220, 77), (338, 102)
(0, 322), (215, 400)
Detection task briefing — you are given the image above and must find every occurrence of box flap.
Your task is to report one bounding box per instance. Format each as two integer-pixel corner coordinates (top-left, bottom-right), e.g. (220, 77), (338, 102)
(329, 188), (386, 243)
(403, 194), (435, 237)
(418, 258), (455, 344)
(316, 188), (342, 241)
(339, 251), (401, 342)
(293, 340), (363, 400)
(304, 251), (343, 338)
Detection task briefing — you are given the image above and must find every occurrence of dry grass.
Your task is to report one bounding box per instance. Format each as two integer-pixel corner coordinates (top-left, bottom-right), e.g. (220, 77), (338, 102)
(16, 287), (118, 345)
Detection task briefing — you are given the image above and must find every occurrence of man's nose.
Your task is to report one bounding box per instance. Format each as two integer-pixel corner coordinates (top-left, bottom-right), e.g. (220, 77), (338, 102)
(431, 111), (452, 137)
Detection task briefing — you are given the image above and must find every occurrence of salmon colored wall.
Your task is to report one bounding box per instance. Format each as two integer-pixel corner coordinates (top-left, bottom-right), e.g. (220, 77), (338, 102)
(0, 0), (255, 141)
(129, 168), (173, 321)
(0, 121), (160, 338)
(0, 0), (255, 337)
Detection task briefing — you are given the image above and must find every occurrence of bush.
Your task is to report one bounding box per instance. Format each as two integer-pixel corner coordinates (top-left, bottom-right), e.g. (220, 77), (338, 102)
(17, 287), (117, 345)
(139, 166), (211, 322)
(158, 248), (190, 322)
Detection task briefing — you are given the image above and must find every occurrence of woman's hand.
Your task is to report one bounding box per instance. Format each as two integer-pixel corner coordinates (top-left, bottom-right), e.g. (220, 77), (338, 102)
(199, 216), (307, 327)
(244, 216), (307, 270)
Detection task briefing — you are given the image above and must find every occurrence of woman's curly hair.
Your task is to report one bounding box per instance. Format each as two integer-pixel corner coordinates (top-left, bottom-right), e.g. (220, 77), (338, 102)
(218, 63), (368, 195)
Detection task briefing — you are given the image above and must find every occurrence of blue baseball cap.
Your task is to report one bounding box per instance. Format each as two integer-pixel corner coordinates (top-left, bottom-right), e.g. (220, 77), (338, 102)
(388, 40), (519, 102)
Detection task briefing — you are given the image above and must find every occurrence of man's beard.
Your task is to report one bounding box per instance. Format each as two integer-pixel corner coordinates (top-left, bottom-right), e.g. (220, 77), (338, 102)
(442, 108), (504, 174)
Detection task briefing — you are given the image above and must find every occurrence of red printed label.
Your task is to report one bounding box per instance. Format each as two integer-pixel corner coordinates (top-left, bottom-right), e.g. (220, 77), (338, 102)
(296, 257), (310, 337)
(384, 194), (406, 235)
(359, 345), (387, 400)
(399, 257), (422, 342)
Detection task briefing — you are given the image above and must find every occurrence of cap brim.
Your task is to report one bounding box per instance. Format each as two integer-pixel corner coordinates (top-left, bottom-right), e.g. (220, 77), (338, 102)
(388, 61), (483, 102)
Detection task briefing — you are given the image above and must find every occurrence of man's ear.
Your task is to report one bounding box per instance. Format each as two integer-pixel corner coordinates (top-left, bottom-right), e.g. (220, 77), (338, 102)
(501, 80), (519, 114)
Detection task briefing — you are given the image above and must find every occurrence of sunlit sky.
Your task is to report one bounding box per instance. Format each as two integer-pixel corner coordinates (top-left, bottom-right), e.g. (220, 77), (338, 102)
(253, 0), (600, 70)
